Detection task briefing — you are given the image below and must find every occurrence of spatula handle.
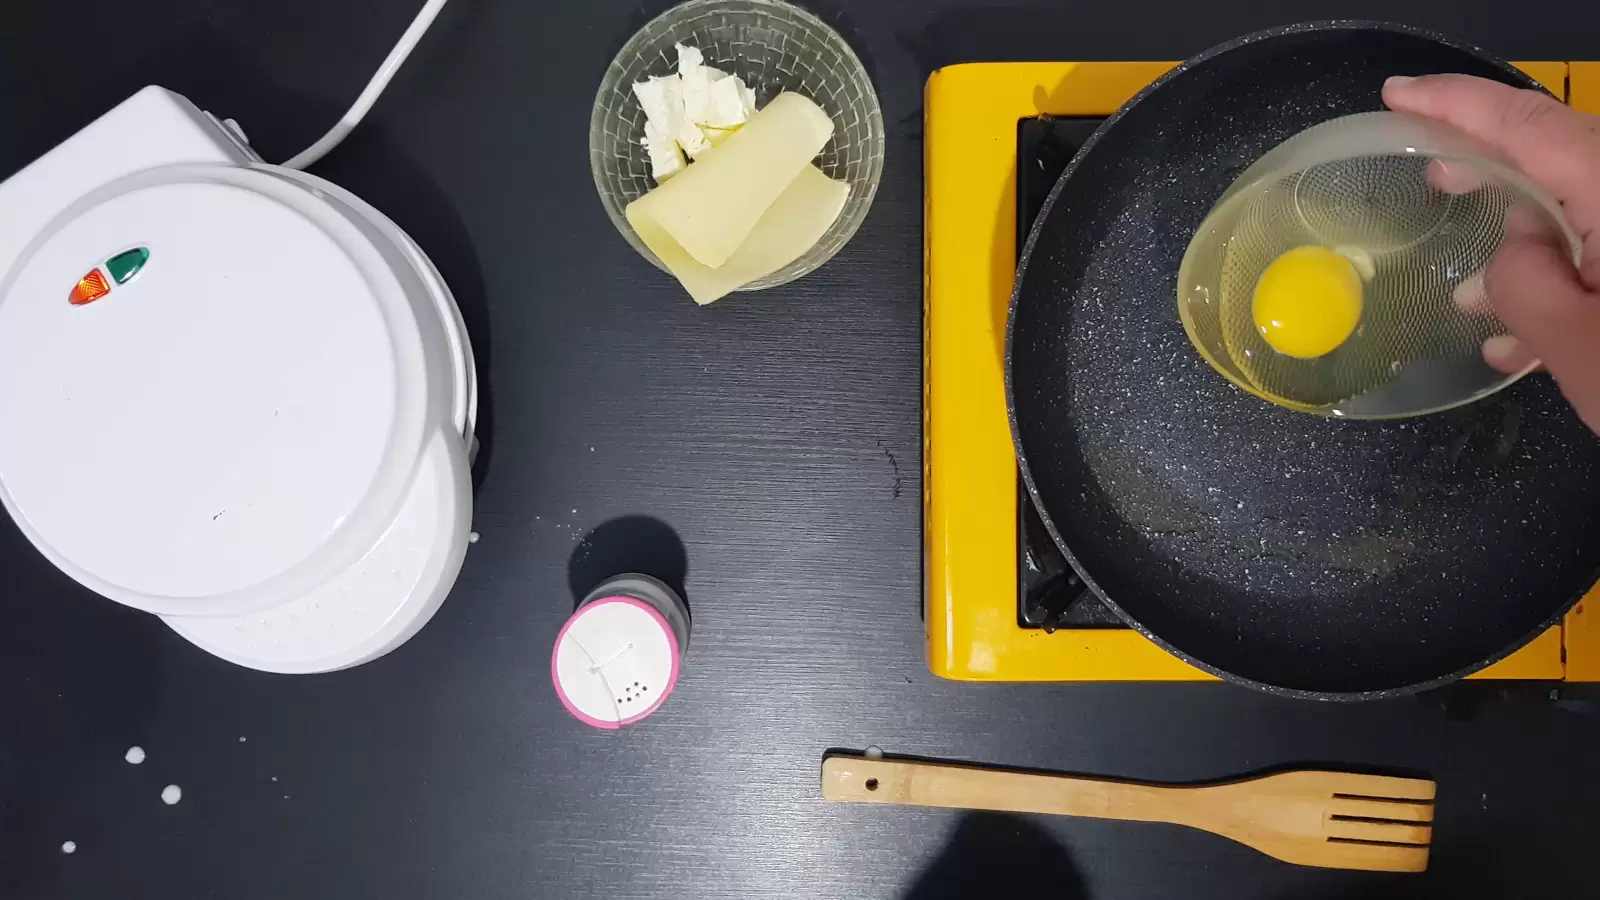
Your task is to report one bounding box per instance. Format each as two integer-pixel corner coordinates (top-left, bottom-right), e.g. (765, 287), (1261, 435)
(821, 755), (1199, 826)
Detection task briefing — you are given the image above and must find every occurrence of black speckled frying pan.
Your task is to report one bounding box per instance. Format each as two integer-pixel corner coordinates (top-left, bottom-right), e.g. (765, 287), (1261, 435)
(1007, 21), (1600, 698)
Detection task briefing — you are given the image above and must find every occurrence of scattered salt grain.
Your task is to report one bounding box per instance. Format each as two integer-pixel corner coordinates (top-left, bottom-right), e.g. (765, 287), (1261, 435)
(60, 841), (76, 854)
(468, 531), (480, 544)
(238, 736), (247, 743)
(161, 785), (183, 805)
(124, 746), (145, 765)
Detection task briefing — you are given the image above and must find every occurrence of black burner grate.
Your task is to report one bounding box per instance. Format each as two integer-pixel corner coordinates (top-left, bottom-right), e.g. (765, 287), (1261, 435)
(1016, 116), (1127, 632)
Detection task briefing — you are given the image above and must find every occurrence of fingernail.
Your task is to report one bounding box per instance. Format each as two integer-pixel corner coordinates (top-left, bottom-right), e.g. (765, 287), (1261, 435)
(1453, 273), (1489, 314)
(1385, 75), (1417, 91)
(1483, 334), (1536, 372)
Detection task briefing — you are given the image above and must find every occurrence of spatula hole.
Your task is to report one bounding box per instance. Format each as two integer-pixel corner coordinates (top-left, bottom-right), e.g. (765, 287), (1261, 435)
(1330, 813), (1433, 826)
(1333, 792), (1434, 805)
(1327, 836), (1430, 848)
(865, 778), (879, 791)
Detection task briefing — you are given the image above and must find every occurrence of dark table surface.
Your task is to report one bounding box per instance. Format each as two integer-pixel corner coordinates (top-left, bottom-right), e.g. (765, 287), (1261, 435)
(5, 1), (1600, 898)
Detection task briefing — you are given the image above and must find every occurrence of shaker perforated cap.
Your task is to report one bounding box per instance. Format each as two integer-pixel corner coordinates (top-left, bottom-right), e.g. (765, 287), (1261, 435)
(552, 574), (690, 728)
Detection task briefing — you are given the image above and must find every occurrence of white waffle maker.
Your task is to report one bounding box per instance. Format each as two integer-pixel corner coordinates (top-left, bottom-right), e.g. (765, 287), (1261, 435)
(0, 86), (476, 673)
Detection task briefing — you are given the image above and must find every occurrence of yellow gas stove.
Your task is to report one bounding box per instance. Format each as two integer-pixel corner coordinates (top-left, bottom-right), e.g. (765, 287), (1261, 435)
(923, 60), (1600, 683)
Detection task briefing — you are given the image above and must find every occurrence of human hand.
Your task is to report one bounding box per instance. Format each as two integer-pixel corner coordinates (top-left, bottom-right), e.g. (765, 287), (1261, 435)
(1384, 74), (1600, 434)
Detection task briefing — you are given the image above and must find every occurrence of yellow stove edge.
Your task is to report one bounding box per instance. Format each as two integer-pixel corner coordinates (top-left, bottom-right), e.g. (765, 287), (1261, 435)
(924, 60), (1600, 683)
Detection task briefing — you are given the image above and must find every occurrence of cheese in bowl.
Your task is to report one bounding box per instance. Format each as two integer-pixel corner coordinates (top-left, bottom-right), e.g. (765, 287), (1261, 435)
(624, 45), (849, 304)
(588, 0), (884, 303)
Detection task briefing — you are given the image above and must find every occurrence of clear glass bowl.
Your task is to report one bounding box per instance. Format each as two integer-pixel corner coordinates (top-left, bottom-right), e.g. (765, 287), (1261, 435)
(1178, 111), (1578, 419)
(589, 0), (883, 291)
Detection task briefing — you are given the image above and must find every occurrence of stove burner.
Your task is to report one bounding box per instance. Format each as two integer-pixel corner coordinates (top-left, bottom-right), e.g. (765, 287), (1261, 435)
(1016, 116), (1126, 632)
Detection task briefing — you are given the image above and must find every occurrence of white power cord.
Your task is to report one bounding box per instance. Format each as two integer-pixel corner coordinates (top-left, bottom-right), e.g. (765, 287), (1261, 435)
(282, 0), (450, 170)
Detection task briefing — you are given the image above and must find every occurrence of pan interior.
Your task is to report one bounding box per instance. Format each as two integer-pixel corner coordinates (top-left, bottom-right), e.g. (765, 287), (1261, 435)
(1009, 24), (1600, 695)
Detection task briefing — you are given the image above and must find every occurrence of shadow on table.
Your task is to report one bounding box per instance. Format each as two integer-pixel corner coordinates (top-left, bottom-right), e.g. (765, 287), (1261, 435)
(894, 5), (1095, 77)
(568, 515), (689, 612)
(901, 811), (1088, 900)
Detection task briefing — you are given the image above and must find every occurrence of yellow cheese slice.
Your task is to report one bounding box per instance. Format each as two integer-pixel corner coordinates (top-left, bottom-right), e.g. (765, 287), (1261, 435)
(628, 164), (849, 305)
(625, 92), (835, 269)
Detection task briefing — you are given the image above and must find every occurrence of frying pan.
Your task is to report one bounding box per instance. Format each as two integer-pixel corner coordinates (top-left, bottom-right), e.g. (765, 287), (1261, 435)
(1007, 21), (1600, 698)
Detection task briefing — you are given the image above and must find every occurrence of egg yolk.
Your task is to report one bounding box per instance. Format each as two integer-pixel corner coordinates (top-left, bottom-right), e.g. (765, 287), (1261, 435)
(1251, 245), (1364, 359)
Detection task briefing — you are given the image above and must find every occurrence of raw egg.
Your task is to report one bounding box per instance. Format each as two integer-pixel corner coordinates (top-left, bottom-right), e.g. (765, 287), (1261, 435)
(1251, 245), (1364, 359)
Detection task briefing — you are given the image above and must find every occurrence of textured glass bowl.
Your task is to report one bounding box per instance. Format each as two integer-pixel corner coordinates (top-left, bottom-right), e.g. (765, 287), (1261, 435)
(1179, 111), (1577, 419)
(590, 0), (883, 291)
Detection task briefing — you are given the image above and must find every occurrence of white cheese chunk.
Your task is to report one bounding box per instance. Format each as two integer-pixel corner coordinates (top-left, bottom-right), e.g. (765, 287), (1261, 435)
(632, 76), (676, 133)
(699, 75), (755, 129)
(676, 127), (712, 159)
(632, 44), (766, 181)
(633, 72), (708, 169)
(681, 66), (721, 129)
(642, 119), (685, 182)
(676, 43), (753, 130)
(675, 43), (705, 75)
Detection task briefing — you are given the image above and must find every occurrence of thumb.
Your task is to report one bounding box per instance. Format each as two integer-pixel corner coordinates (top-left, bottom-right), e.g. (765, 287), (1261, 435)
(1487, 238), (1600, 434)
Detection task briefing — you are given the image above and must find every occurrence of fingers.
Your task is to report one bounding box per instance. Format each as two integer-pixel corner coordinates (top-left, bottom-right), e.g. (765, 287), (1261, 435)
(1454, 272), (1489, 315)
(1428, 158), (1487, 194)
(1385, 75), (1600, 287)
(1454, 202), (1562, 314)
(1386, 73), (1600, 433)
(1482, 334), (1539, 373)
(1384, 75), (1600, 215)
(1485, 237), (1600, 432)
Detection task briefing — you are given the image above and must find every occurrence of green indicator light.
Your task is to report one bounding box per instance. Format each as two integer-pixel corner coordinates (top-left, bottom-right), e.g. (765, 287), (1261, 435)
(106, 247), (149, 285)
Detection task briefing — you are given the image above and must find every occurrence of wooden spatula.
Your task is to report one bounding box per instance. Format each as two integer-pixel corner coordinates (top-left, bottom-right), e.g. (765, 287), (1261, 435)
(821, 753), (1434, 873)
